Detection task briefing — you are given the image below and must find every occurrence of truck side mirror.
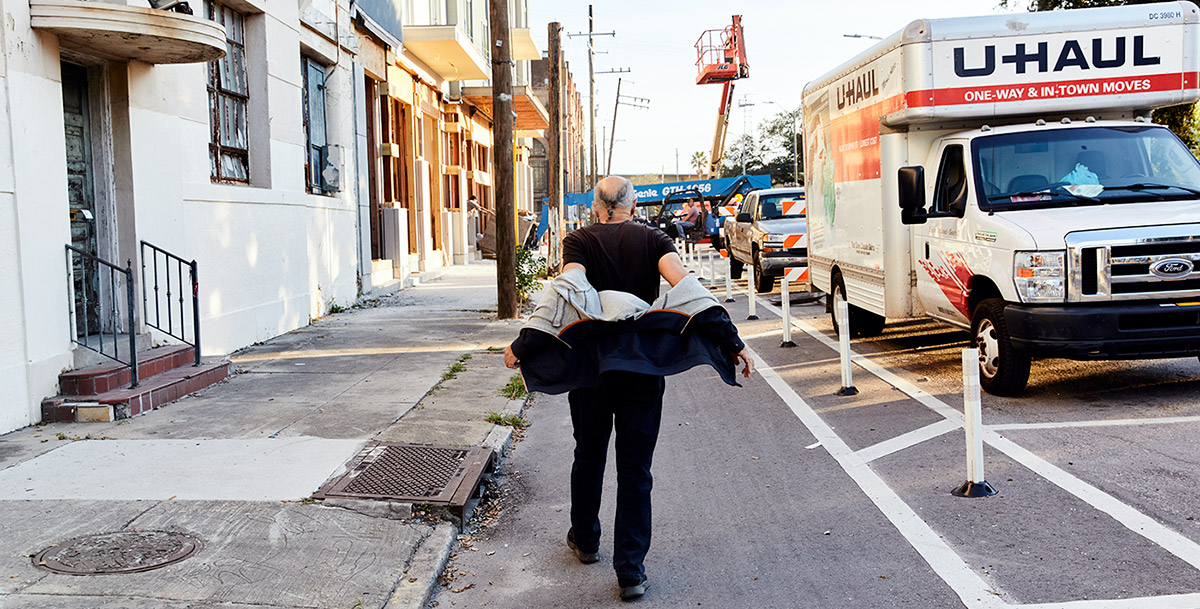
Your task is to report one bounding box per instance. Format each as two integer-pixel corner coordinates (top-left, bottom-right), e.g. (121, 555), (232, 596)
(736, 212), (752, 223)
(898, 166), (928, 225)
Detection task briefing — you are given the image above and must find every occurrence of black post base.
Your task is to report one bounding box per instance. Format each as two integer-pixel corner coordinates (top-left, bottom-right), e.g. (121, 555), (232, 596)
(952, 480), (998, 498)
(724, 298), (735, 303)
(836, 386), (859, 396)
(780, 341), (797, 348)
(746, 315), (759, 320)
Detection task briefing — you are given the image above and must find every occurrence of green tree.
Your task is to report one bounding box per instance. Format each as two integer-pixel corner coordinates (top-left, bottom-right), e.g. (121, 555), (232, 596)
(1003, 0), (1200, 151)
(718, 133), (768, 178)
(690, 151), (708, 178)
(759, 108), (804, 185)
(718, 109), (804, 184)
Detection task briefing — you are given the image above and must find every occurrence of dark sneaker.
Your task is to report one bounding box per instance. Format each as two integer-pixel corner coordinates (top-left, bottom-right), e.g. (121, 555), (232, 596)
(566, 531), (600, 564)
(619, 577), (649, 601)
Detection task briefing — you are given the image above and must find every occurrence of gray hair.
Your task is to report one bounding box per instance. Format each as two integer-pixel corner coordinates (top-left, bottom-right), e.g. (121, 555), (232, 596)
(594, 176), (636, 214)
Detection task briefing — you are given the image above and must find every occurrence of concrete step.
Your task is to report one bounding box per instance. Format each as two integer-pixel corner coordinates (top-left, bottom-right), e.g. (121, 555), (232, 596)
(42, 359), (230, 423)
(59, 344), (196, 396)
(72, 332), (153, 369)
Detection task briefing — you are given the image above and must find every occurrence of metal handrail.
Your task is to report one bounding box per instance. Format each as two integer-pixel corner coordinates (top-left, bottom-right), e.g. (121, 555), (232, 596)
(140, 241), (201, 366)
(65, 244), (138, 387)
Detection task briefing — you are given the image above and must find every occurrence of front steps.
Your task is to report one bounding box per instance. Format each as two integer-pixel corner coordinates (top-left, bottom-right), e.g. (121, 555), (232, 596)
(43, 344), (229, 423)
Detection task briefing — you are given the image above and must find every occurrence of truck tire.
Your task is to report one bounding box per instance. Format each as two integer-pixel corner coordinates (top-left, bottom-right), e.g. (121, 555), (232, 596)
(729, 257), (744, 280)
(971, 298), (1031, 396)
(830, 273), (886, 338)
(754, 252), (775, 293)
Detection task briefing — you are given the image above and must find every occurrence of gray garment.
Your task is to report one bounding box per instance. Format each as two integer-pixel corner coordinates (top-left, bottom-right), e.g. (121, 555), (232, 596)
(523, 268), (721, 337)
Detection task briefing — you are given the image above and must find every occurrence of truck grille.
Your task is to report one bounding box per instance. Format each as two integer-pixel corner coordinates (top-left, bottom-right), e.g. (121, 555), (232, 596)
(1067, 225), (1200, 302)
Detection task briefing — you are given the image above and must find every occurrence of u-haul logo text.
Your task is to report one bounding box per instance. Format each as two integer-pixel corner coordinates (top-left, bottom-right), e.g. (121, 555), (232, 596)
(953, 36), (1161, 78)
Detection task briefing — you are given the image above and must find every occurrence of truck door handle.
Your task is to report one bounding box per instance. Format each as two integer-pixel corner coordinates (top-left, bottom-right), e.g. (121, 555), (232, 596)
(925, 242), (930, 260)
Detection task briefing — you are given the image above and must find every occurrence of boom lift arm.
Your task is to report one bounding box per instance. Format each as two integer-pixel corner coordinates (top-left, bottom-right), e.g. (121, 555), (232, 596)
(695, 15), (749, 179)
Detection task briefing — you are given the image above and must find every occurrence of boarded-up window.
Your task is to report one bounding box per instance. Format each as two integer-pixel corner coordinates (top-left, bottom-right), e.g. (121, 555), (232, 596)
(207, 0), (249, 183)
(302, 56), (328, 194)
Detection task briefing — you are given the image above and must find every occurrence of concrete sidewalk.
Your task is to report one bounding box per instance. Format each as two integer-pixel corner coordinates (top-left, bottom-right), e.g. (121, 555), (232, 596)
(0, 261), (530, 609)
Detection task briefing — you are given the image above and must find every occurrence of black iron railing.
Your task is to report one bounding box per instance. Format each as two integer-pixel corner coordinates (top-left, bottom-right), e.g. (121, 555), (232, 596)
(140, 241), (201, 367)
(65, 244), (139, 386)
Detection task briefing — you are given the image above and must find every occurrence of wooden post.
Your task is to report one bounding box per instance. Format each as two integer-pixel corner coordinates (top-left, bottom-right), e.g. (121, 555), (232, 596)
(606, 77), (621, 176)
(547, 21), (564, 273)
(587, 4), (597, 187)
(491, 0), (517, 318)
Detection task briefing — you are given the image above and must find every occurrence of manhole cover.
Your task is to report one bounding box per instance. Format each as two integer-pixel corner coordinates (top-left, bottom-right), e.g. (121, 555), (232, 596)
(316, 442), (493, 506)
(34, 531), (201, 575)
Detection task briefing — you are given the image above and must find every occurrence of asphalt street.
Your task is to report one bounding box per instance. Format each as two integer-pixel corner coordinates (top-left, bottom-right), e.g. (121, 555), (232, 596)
(429, 264), (1200, 609)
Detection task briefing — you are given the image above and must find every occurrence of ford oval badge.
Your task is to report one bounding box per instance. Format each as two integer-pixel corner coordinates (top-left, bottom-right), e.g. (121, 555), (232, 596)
(1149, 258), (1194, 280)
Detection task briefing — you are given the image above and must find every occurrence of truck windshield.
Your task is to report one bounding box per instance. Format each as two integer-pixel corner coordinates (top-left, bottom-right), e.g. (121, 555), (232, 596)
(758, 193), (806, 219)
(973, 126), (1200, 211)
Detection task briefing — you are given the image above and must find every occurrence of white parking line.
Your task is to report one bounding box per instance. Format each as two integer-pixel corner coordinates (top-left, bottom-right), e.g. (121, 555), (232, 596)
(989, 415), (1200, 431)
(741, 292), (1200, 606)
(747, 346), (1006, 609)
(855, 419), (962, 464)
(1020, 592), (1200, 608)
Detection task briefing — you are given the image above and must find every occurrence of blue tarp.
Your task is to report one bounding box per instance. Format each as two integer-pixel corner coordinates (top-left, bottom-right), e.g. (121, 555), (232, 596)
(564, 174), (771, 208)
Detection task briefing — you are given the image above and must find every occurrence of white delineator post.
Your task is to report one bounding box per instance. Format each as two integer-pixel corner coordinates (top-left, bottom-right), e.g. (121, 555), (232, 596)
(746, 259), (759, 320)
(721, 249), (734, 302)
(835, 297), (858, 396)
(953, 348), (997, 497)
(781, 267), (805, 348)
(708, 245), (717, 281)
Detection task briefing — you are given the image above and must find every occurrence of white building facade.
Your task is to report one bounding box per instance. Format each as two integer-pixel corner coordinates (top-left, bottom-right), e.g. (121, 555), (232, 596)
(0, 0), (542, 434)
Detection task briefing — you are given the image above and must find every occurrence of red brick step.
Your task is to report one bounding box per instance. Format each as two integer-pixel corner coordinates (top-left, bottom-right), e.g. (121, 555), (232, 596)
(42, 359), (229, 423)
(59, 344), (196, 396)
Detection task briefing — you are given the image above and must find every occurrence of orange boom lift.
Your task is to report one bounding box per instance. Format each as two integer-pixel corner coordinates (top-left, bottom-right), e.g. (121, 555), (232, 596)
(695, 15), (749, 179)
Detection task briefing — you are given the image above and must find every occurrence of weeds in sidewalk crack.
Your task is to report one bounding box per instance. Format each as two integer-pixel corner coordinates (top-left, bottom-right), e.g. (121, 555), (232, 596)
(500, 375), (527, 400)
(485, 411), (529, 429)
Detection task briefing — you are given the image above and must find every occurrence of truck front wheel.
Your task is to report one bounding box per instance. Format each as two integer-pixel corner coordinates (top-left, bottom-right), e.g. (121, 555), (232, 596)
(754, 251), (775, 293)
(971, 298), (1031, 396)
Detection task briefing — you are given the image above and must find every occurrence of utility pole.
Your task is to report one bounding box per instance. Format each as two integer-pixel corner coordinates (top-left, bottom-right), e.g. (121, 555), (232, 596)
(738, 96), (754, 176)
(606, 79), (649, 176)
(587, 6), (596, 187)
(606, 78), (621, 177)
(567, 6), (622, 188)
(547, 21), (564, 272)
(491, 0), (517, 318)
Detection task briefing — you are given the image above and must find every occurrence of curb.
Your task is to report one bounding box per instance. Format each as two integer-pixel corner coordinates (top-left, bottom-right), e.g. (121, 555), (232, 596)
(384, 522), (457, 609)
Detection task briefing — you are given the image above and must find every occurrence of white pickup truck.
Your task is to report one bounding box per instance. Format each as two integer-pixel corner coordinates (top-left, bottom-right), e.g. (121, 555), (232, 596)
(802, 1), (1200, 395)
(724, 187), (808, 293)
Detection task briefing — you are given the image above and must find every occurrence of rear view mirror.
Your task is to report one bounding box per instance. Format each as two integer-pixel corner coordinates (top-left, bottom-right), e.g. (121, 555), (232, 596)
(898, 166), (928, 225)
(736, 212), (752, 223)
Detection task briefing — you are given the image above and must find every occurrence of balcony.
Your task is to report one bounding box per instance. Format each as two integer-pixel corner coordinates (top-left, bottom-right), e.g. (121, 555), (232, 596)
(461, 84), (550, 134)
(31, 0), (226, 64)
(401, 24), (490, 81)
(508, 28), (541, 61)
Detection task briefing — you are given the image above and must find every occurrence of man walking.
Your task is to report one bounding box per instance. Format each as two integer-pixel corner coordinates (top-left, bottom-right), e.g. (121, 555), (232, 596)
(505, 176), (752, 601)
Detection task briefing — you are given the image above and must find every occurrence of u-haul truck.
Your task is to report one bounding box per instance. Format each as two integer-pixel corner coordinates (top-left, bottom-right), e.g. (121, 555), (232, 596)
(802, 2), (1200, 395)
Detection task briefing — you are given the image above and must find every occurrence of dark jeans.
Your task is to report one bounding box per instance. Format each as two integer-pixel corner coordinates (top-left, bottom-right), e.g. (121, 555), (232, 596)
(568, 371), (665, 585)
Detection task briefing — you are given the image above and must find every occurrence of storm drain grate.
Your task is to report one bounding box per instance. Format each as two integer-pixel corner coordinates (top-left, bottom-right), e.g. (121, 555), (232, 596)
(316, 442), (493, 507)
(34, 530), (201, 575)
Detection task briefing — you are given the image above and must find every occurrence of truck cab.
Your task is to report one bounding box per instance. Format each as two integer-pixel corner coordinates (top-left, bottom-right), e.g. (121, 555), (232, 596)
(899, 119), (1200, 394)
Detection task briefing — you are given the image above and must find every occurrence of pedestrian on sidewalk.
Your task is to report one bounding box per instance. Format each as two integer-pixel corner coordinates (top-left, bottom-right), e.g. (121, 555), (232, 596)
(504, 176), (753, 601)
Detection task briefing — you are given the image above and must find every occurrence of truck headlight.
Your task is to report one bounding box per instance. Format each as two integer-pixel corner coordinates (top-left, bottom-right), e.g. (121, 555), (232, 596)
(1014, 251), (1065, 303)
(767, 233), (785, 241)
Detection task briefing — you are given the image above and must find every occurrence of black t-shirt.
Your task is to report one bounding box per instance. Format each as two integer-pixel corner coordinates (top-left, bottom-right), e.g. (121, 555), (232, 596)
(563, 221), (678, 303)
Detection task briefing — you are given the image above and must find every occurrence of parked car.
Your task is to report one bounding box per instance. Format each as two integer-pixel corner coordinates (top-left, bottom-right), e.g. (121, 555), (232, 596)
(724, 187), (807, 292)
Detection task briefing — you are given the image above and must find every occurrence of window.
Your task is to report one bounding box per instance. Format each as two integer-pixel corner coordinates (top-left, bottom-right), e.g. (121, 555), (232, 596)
(933, 145), (967, 215)
(207, 0), (249, 183)
(302, 56), (329, 194)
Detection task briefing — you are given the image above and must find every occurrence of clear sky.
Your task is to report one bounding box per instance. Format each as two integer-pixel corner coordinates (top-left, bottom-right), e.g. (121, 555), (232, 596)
(529, 0), (1023, 179)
